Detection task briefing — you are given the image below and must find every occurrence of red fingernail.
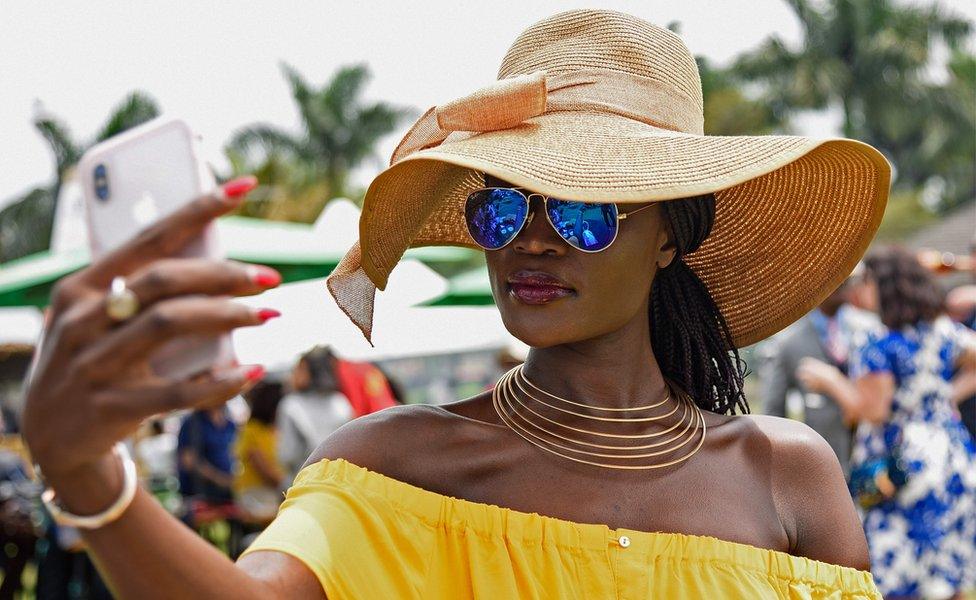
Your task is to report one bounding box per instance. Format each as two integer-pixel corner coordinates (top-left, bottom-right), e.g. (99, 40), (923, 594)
(250, 265), (282, 288)
(256, 308), (281, 322)
(244, 365), (265, 382)
(221, 175), (258, 199)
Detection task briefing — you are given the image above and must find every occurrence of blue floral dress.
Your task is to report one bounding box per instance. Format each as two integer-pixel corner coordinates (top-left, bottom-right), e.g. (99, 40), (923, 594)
(851, 317), (976, 598)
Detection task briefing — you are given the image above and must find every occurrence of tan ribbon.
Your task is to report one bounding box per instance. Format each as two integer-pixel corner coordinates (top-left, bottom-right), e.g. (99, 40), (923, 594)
(329, 68), (705, 343)
(390, 67), (704, 164)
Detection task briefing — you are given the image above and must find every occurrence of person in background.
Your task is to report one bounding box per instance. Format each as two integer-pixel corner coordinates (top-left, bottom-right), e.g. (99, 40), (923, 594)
(760, 276), (880, 475)
(176, 407), (238, 511)
(235, 381), (286, 524)
(798, 246), (976, 599)
(946, 238), (976, 439)
(277, 347), (353, 482)
(325, 347), (399, 417)
(0, 448), (39, 600)
(372, 363), (407, 406)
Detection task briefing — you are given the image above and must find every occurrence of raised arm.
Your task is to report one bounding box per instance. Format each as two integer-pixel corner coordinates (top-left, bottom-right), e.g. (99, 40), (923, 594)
(796, 357), (895, 424)
(22, 181), (324, 599)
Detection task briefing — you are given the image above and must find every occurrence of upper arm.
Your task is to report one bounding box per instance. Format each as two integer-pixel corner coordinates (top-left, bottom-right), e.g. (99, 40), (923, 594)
(761, 416), (870, 570)
(854, 372), (896, 423)
(301, 404), (433, 474)
(951, 325), (976, 370)
(239, 406), (433, 599)
(179, 448), (196, 468)
(850, 336), (896, 423)
(238, 551), (327, 599)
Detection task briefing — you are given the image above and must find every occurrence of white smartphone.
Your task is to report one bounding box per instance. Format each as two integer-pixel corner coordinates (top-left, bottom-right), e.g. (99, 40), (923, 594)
(78, 116), (236, 380)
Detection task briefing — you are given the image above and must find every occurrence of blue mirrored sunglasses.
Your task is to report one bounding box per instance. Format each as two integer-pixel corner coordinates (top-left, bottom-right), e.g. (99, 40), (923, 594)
(464, 187), (654, 253)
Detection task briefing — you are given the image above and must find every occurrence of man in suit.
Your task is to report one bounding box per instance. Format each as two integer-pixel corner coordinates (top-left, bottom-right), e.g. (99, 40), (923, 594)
(759, 279), (879, 475)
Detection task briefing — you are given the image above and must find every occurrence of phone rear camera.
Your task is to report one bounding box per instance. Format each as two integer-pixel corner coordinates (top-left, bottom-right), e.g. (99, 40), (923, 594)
(94, 164), (110, 201)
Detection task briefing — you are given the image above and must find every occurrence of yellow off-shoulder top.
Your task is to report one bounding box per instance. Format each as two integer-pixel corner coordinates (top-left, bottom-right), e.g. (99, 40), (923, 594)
(242, 458), (880, 599)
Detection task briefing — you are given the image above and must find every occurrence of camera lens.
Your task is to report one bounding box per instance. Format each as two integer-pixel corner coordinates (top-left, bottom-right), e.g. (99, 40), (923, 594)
(94, 164), (109, 201)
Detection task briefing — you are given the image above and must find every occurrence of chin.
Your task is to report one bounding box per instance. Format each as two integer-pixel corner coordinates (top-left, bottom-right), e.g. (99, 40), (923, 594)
(495, 299), (587, 348)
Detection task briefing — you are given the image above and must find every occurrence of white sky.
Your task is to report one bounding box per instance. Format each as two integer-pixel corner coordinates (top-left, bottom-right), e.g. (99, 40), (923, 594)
(2, 1), (973, 207)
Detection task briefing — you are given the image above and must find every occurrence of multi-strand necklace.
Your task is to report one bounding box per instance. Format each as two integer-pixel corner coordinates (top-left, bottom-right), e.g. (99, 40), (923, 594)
(492, 364), (706, 470)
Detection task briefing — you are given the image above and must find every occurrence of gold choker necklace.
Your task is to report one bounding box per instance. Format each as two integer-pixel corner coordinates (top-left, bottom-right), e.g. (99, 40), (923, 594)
(492, 365), (706, 470)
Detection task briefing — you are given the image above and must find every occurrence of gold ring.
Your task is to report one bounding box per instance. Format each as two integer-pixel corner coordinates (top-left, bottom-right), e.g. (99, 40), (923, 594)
(105, 276), (140, 322)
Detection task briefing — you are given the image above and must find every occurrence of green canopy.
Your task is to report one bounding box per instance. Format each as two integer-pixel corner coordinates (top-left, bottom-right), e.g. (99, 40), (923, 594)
(0, 216), (476, 308)
(423, 265), (495, 306)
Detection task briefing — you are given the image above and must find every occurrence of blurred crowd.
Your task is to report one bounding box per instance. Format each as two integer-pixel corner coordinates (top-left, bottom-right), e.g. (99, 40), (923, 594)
(758, 244), (976, 598)
(0, 345), (400, 599)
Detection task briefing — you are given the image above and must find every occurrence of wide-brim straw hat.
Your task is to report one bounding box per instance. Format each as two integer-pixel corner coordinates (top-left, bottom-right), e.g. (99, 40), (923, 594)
(327, 9), (890, 347)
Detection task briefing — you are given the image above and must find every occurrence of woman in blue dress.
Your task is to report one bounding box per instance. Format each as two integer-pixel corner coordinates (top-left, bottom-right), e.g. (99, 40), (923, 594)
(798, 246), (976, 599)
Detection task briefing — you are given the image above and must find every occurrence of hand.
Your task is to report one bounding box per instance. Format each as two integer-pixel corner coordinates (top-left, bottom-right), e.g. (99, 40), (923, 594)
(795, 358), (842, 395)
(22, 177), (280, 498)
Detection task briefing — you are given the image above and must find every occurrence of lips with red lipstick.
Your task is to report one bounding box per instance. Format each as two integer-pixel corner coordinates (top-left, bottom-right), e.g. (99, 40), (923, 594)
(507, 270), (576, 304)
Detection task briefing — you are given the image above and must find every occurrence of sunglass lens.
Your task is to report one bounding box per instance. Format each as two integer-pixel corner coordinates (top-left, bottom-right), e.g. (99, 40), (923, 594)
(465, 188), (528, 250)
(546, 199), (618, 251)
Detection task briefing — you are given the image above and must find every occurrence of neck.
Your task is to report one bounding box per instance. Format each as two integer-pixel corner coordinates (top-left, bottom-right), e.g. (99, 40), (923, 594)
(519, 305), (670, 414)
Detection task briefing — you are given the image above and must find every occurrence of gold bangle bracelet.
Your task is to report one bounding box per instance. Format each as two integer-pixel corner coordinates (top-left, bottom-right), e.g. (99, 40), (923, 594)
(40, 443), (138, 530)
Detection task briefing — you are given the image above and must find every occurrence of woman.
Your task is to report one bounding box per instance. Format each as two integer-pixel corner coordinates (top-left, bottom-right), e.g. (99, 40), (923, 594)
(798, 247), (976, 599)
(277, 347), (354, 482)
(23, 10), (890, 598)
(234, 380), (286, 524)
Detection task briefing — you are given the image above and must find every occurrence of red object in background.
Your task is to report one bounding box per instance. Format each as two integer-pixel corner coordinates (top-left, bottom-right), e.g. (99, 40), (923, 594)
(917, 248), (974, 274)
(334, 359), (398, 417)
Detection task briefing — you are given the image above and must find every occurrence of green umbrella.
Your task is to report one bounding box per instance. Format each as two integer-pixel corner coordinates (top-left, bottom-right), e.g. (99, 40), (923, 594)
(422, 265), (495, 306)
(0, 216), (476, 308)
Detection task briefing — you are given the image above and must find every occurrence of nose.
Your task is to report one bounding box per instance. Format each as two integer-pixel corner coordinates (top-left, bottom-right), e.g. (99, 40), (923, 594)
(512, 195), (566, 256)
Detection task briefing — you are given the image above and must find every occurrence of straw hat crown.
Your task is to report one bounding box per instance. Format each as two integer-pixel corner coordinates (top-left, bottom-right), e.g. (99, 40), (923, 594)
(497, 9), (703, 120)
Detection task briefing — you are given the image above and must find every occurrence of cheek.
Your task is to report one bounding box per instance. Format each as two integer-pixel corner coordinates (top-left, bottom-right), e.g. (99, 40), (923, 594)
(585, 239), (658, 323)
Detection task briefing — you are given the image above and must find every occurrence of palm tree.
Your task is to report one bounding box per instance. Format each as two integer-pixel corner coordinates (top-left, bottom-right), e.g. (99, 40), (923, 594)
(732, 0), (973, 209)
(0, 92), (160, 262)
(698, 57), (790, 136)
(228, 63), (415, 221)
(659, 21), (790, 136)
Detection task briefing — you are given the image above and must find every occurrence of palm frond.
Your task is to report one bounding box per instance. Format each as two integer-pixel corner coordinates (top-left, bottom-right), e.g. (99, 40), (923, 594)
(94, 91), (160, 142)
(228, 125), (308, 162)
(32, 116), (82, 179)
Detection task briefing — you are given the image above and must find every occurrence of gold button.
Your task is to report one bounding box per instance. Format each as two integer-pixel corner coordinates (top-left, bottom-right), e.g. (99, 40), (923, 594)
(618, 535), (631, 548)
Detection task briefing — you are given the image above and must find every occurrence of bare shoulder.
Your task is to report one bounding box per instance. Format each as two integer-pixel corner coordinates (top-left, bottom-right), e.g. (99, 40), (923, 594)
(742, 414), (837, 459)
(739, 414), (846, 505)
(301, 403), (456, 478)
(739, 414), (869, 570)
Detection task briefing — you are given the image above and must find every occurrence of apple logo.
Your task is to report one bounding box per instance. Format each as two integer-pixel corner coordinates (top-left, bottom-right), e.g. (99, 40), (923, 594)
(132, 190), (159, 226)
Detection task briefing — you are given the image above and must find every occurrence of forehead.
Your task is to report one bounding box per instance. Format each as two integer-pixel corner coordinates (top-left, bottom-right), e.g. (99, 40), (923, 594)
(484, 173), (518, 188)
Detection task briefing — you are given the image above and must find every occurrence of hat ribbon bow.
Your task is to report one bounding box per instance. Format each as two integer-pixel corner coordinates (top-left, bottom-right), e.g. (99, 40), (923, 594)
(391, 68), (704, 164)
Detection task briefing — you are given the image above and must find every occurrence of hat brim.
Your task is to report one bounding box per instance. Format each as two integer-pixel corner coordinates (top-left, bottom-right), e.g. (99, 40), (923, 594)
(353, 111), (890, 347)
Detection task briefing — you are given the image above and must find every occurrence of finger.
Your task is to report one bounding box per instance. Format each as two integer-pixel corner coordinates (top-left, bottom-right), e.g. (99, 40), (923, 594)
(74, 296), (276, 379)
(79, 259), (282, 338)
(80, 176), (258, 287)
(95, 364), (265, 421)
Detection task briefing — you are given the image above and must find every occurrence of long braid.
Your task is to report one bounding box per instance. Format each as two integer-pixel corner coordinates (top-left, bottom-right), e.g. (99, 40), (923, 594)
(651, 194), (748, 415)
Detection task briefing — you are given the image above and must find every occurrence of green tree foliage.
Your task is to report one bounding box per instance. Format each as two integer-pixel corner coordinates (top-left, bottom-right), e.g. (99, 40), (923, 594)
(698, 57), (790, 135)
(0, 186), (56, 263)
(0, 92), (160, 262)
(228, 63), (415, 222)
(733, 0), (974, 212)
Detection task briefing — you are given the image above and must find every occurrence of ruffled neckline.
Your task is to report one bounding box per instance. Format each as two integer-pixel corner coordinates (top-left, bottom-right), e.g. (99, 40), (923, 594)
(295, 458), (877, 592)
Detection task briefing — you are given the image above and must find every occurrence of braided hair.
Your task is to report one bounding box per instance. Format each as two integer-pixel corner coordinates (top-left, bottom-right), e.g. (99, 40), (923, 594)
(651, 194), (748, 415)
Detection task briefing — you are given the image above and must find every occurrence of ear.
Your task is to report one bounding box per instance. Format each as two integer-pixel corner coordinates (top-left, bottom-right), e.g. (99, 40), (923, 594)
(655, 225), (678, 270)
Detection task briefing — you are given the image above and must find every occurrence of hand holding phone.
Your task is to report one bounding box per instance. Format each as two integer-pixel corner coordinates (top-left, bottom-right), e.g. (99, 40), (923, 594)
(78, 116), (236, 379)
(24, 171), (280, 485)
